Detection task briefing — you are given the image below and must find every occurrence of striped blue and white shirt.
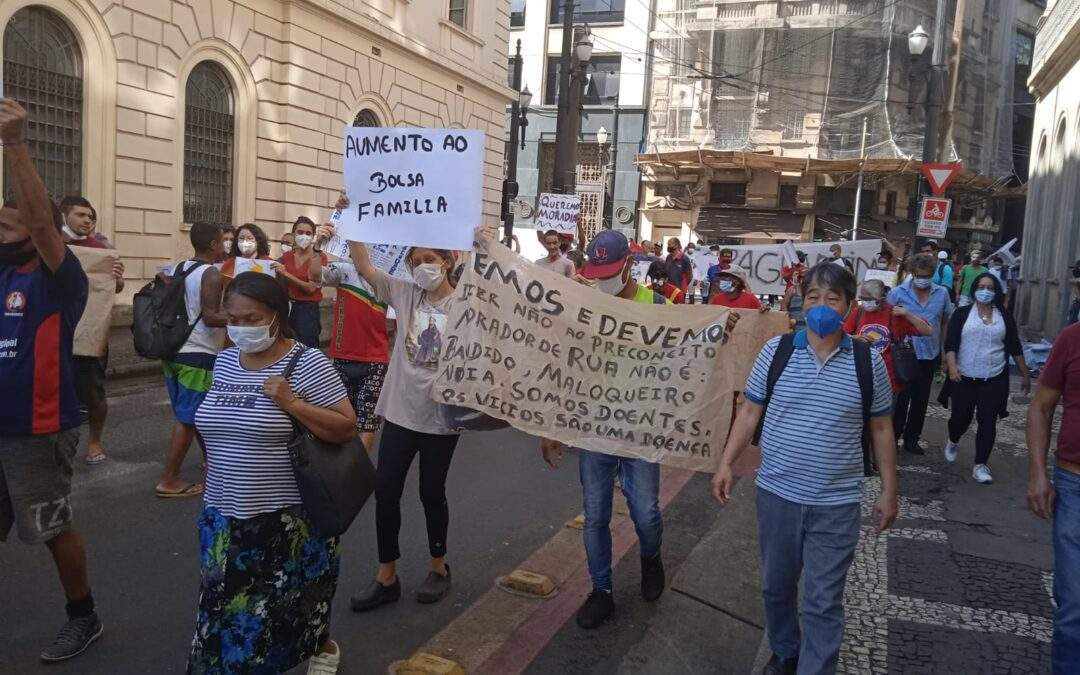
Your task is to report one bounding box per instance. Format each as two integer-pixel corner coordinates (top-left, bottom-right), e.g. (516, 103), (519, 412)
(195, 343), (348, 519)
(745, 331), (892, 506)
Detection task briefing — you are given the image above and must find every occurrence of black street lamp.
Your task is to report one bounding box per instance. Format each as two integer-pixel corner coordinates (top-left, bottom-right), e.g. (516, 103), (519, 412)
(503, 40), (532, 240)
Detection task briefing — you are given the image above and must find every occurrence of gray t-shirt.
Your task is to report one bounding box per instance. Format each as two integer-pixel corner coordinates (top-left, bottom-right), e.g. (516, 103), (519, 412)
(373, 269), (455, 434)
(534, 254), (575, 278)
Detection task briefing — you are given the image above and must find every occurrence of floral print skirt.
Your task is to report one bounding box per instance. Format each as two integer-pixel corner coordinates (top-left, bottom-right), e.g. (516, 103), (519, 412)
(187, 505), (341, 674)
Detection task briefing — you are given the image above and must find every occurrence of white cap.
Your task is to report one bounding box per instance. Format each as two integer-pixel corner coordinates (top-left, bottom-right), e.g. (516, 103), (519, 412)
(937, 251), (948, 260)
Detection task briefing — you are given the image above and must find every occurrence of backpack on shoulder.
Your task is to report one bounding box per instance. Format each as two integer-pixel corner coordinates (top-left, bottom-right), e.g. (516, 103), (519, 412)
(131, 261), (206, 360)
(752, 332), (877, 476)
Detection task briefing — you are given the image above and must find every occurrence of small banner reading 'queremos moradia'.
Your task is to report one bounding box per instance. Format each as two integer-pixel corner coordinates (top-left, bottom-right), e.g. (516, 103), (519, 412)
(431, 238), (789, 472)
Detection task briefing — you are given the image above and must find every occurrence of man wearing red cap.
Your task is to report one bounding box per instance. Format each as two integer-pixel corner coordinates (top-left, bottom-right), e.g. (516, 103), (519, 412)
(538, 229), (668, 630)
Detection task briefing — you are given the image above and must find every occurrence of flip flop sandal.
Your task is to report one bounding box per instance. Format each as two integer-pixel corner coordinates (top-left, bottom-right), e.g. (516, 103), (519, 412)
(85, 453), (107, 465)
(155, 483), (204, 499)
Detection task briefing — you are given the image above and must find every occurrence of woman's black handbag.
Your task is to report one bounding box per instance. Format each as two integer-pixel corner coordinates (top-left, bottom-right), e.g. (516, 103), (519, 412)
(281, 347), (376, 537)
(891, 339), (919, 385)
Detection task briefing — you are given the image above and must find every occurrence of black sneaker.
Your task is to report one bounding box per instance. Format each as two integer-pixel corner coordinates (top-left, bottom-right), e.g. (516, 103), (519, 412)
(576, 590), (614, 629)
(40, 613), (103, 662)
(416, 566), (451, 604)
(641, 553), (666, 602)
(762, 654), (798, 675)
(350, 578), (401, 613)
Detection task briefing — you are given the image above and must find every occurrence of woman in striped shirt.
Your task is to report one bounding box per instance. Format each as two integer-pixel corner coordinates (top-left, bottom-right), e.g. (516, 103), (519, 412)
(189, 272), (356, 675)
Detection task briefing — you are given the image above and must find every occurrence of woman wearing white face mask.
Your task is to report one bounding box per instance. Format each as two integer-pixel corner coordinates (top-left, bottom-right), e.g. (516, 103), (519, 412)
(940, 273), (1031, 484)
(336, 193), (490, 613)
(190, 271), (355, 674)
(272, 216), (328, 348)
(220, 223), (273, 282)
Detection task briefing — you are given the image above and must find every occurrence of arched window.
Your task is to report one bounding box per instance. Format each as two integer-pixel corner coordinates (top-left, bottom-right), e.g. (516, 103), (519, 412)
(353, 109), (380, 127)
(3, 7), (83, 201)
(184, 61), (235, 225)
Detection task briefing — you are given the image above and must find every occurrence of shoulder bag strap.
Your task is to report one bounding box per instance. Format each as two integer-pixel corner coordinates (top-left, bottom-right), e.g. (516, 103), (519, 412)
(752, 333), (796, 446)
(852, 340), (875, 475)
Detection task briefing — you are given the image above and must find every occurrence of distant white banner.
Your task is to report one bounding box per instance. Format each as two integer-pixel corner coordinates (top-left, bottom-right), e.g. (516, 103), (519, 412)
(341, 128), (483, 251)
(324, 209), (412, 280)
(721, 239), (882, 295)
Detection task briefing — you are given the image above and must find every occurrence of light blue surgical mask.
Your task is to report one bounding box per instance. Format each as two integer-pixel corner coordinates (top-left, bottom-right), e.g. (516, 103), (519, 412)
(974, 289), (995, 305)
(717, 279), (735, 293)
(913, 276), (932, 289)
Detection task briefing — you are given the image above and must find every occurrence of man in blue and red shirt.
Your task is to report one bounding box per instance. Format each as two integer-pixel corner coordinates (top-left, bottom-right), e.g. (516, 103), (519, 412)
(0, 98), (102, 662)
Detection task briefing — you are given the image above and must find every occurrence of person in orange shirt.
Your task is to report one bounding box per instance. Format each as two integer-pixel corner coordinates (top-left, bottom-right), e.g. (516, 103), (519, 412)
(647, 261), (685, 304)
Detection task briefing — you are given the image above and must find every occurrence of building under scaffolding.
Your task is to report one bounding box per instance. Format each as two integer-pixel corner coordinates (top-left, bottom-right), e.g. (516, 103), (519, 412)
(638, 0), (1036, 249)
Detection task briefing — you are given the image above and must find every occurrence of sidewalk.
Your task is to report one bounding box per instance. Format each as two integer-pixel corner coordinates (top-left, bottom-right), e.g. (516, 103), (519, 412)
(660, 382), (1049, 669)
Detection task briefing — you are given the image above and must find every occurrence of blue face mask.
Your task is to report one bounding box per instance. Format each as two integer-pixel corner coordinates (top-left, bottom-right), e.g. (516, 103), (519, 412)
(913, 276), (932, 289)
(974, 289), (995, 305)
(805, 304), (844, 337)
(717, 279), (735, 293)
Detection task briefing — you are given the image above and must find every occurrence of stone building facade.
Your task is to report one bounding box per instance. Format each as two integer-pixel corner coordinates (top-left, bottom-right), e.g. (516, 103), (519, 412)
(1015, 0), (1080, 338)
(1, 0), (512, 301)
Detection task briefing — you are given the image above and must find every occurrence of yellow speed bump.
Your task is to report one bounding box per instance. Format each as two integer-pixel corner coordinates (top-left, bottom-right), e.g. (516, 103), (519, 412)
(496, 568), (557, 598)
(391, 652), (465, 675)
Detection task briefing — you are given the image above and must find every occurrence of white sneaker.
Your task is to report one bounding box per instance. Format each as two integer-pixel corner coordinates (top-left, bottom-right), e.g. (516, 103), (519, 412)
(944, 441), (958, 463)
(307, 641), (340, 675)
(972, 464), (993, 484)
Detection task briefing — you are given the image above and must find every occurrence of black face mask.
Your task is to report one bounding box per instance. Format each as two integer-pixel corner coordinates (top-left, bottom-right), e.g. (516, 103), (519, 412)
(0, 238), (36, 267)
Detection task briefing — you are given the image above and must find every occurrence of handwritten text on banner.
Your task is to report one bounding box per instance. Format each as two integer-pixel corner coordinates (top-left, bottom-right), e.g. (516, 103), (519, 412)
(432, 240), (789, 471)
(534, 193), (581, 236)
(341, 128), (483, 251)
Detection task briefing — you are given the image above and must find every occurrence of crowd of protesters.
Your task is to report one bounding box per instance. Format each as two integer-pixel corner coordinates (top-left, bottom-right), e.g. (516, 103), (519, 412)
(1, 95), (1076, 675)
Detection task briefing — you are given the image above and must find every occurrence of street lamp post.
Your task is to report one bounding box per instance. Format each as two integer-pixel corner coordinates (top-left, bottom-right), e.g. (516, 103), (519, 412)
(502, 40), (532, 241)
(552, 12), (593, 195)
(909, 4), (949, 247)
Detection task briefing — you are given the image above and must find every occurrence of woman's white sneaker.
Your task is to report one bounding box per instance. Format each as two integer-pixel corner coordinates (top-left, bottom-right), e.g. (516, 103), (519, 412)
(944, 441), (959, 463)
(307, 640), (340, 674)
(972, 464), (993, 484)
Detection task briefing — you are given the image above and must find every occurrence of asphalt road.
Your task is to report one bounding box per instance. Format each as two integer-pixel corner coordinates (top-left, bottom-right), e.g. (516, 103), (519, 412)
(0, 377), (587, 674)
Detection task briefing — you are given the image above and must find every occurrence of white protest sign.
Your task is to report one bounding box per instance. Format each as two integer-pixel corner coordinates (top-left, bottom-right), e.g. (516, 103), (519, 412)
(341, 128), (483, 251)
(861, 268), (898, 286)
(780, 240), (799, 266)
(690, 250), (717, 282)
(631, 259), (653, 282)
(323, 208), (414, 280)
(433, 238), (791, 471)
(721, 239), (882, 295)
(991, 237), (1019, 265)
(534, 193), (580, 236)
(234, 257), (276, 277)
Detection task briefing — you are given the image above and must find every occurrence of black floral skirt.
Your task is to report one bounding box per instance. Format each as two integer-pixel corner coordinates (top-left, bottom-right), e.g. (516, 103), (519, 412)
(187, 505), (341, 674)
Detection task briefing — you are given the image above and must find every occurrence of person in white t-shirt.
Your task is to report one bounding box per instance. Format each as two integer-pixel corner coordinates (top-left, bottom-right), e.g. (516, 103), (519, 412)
(156, 222), (228, 498)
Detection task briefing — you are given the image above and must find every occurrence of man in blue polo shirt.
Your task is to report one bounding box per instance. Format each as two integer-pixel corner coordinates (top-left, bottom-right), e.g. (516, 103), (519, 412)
(713, 262), (898, 675)
(887, 253), (954, 454)
(0, 99), (102, 662)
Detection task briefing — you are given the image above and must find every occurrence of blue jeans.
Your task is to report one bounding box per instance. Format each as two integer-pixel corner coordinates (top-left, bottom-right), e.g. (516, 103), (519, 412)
(579, 449), (662, 592)
(757, 488), (860, 674)
(1053, 466), (1080, 673)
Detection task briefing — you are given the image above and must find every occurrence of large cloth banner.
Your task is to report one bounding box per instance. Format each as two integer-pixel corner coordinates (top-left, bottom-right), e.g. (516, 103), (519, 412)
(341, 128), (483, 251)
(71, 247), (117, 358)
(432, 239), (790, 471)
(688, 239), (882, 295)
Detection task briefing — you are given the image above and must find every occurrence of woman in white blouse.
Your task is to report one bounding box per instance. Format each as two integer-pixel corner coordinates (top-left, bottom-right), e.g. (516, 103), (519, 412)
(942, 273), (1031, 484)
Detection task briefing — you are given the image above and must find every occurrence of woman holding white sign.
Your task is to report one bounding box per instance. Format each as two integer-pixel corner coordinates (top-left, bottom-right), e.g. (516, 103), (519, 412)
(337, 193), (493, 613)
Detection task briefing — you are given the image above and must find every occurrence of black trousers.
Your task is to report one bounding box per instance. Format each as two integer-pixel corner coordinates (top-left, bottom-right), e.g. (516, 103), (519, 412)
(893, 356), (940, 446)
(289, 300), (322, 348)
(375, 421), (460, 563)
(947, 371), (1009, 465)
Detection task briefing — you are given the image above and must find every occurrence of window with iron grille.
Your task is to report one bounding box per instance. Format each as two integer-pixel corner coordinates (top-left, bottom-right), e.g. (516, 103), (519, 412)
(709, 182), (746, 206)
(3, 7), (83, 203)
(353, 109), (380, 127)
(183, 61), (235, 226)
